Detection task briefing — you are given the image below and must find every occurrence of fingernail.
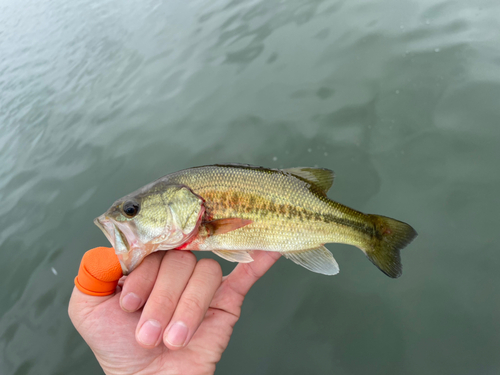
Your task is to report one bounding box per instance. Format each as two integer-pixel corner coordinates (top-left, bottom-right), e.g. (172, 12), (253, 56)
(121, 293), (141, 312)
(137, 320), (162, 346)
(165, 321), (188, 347)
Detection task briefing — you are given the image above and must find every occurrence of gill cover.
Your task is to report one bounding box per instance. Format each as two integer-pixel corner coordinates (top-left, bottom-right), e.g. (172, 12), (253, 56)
(151, 185), (205, 248)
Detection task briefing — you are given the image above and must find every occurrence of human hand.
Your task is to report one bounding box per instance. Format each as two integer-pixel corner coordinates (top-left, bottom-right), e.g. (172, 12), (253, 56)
(68, 250), (280, 375)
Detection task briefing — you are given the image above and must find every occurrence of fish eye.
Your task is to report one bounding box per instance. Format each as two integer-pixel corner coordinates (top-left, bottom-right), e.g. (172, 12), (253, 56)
(122, 200), (140, 218)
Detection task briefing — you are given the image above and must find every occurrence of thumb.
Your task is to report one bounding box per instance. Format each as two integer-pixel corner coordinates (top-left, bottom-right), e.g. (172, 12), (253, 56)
(69, 247), (123, 323)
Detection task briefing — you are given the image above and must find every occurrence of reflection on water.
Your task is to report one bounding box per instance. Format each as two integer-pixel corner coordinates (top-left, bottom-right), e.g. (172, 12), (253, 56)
(1, 0), (500, 374)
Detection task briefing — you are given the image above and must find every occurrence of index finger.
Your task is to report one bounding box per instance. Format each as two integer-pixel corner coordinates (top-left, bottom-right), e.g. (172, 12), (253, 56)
(119, 251), (165, 312)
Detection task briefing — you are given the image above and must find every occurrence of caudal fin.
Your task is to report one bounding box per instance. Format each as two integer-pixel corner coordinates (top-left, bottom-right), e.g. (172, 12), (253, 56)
(363, 214), (417, 278)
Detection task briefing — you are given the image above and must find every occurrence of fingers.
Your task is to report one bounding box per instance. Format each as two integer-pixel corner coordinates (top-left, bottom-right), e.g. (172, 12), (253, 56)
(135, 250), (197, 348)
(164, 259), (222, 349)
(119, 250), (272, 350)
(120, 251), (164, 312)
(131, 251), (222, 350)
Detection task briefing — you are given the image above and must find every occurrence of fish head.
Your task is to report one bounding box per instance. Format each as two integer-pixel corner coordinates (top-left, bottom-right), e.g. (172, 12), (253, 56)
(94, 182), (205, 274)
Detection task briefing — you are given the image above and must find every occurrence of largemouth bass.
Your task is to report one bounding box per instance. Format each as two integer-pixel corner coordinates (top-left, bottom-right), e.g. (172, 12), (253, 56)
(95, 164), (417, 278)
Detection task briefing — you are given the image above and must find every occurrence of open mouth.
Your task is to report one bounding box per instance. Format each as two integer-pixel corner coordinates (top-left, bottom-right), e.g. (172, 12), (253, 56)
(94, 216), (114, 247)
(94, 215), (137, 274)
(94, 216), (131, 251)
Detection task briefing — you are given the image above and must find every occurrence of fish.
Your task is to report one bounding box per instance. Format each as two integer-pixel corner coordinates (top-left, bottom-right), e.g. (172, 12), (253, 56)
(94, 164), (417, 277)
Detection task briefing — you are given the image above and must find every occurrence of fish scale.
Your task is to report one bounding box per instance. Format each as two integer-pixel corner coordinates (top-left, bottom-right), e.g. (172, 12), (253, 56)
(165, 165), (375, 252)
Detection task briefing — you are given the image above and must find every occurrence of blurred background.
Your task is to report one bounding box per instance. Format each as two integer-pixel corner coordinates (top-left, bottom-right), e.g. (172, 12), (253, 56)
(1, 0), (499, 374)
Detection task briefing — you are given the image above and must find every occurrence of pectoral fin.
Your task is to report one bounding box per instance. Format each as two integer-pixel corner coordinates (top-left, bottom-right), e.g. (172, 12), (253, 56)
(281, 246), (339, 275)
(213, 250), (254, 263)
(205, 218), (253, 236)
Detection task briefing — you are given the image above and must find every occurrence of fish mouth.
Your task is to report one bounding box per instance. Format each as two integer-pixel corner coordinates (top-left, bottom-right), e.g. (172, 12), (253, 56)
(94, 216), (116, 248)
(94, 215), (144, 275)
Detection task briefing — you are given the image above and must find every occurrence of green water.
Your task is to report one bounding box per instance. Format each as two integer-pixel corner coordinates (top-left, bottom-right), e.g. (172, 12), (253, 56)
(1, 0), (499, 374)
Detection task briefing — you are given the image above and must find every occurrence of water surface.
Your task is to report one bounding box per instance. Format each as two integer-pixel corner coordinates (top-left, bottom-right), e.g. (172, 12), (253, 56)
(1, 0), (499, 374)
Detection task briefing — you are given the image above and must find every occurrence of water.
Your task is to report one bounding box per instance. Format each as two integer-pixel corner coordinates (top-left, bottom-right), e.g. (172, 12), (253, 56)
(1, 0), (499, 373)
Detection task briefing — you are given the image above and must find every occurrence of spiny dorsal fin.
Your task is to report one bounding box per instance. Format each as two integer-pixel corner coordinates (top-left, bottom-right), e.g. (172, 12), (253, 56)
(280, 246), (339, 275)
(212, 250), (254, 263)
(282, 167), (334, 193)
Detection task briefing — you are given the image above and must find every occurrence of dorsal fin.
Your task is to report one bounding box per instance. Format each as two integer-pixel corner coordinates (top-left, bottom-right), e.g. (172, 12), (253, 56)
(282, 167), (334, 193)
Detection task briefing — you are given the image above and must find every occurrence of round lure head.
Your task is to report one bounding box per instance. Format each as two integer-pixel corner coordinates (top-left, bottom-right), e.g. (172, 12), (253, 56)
(94, 182), (204, 274)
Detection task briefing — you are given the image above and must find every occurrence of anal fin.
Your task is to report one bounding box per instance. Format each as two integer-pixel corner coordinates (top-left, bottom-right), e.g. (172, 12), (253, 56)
(213, 250), (254, 263)
(280, 246), (339, 275)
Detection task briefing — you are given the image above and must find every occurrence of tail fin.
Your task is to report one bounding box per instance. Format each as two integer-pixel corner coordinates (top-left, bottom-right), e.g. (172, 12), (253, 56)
(363, 214), (417, 278)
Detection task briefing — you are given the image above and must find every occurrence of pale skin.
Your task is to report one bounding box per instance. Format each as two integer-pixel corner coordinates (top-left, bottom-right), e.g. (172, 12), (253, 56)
(68, 250), (281, 375)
